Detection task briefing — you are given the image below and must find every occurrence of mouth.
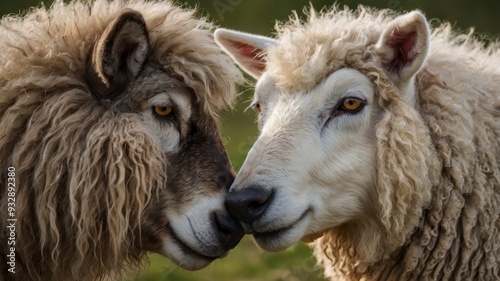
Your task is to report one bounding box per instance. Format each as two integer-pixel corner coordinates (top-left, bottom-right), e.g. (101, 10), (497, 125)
(165, 225), (219, 270)
(252, 208), (313, 251)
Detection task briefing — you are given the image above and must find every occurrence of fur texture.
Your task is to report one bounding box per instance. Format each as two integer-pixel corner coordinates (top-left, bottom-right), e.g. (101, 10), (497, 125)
(0, 1), (244, 280)
(216, 5), (500, 281)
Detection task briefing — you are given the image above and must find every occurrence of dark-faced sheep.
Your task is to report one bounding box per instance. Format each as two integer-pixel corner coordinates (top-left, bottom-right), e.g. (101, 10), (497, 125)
(0, 0), (245, 280)
(216, 5), (500, 281)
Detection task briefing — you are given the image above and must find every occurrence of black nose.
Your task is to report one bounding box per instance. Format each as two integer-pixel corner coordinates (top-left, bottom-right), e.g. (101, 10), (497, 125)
(213, 212), (244, 250)
(225, 186), (273, 224)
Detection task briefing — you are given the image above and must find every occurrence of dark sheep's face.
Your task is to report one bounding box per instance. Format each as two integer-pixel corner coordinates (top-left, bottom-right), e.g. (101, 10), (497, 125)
(124, 68), (243, 269)
(87, 9), (243, 270)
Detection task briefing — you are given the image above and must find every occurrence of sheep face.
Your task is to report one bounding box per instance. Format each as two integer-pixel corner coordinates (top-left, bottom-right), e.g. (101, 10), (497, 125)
(121, 68), (243, 270)
(225, 69), (380, 251)
(216, 11), (431, 252)
(84, 10), (244, 270)
(0, 4), (244, 278)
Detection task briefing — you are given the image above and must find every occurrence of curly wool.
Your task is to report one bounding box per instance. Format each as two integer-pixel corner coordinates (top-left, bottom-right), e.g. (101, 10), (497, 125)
(266, 5), (500, 281)
(0, 1), (242, 280)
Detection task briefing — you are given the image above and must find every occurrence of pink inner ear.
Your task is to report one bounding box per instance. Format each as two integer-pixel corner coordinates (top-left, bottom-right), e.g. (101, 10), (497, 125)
(229, 40), (266, 74)
(385, 30), (417, 72)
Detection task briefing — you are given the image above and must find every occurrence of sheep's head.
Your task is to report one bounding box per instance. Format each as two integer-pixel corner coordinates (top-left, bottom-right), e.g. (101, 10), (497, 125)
(85, 9), (244, 271)
(216, 10), (439, 262)
(2, 5), (244, 280)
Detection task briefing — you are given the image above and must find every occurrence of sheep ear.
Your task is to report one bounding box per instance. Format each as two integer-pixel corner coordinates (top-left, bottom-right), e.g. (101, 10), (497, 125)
(92, 9), (150, 90)
(376, 11), (430, 83)
(215, 28), (277, 79)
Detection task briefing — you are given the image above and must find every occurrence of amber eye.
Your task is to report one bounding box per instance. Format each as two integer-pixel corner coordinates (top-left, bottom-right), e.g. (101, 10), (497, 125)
(255, 103), (262, 112)
(153, 105), (173, 117)
(340, 98), (364, 112)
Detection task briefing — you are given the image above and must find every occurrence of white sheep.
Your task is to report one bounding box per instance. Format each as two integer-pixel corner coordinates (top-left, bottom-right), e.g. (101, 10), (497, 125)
(216, 5), (500, 281)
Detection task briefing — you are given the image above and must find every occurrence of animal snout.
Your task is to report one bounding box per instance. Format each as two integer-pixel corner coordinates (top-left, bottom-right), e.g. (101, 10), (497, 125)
(225, 186), (273, 224)
(213, 211), (244, 250)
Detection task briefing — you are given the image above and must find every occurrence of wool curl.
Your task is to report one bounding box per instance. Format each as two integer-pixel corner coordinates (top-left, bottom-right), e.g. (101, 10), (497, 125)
(0, 1), (242, 280)
(266, 5), (500, 281)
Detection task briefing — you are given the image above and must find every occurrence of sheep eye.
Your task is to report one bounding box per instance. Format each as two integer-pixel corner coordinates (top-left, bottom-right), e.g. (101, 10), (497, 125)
(339, 98), (365, 113)
(255, 103), (262, 112)
(153, 105), (173, 117)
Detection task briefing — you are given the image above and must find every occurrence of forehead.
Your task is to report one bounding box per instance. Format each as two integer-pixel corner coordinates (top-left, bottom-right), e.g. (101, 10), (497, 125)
(254, 73), (278, 100)
(119, 67), (192, 110)
(256, 68), (374, 102)
(265, 8), (389, 93)
(314, 68), (374, 97)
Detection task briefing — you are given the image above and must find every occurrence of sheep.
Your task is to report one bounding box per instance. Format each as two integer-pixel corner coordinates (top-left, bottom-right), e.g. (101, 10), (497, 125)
(215, 5), (500, 281)
(0, 0), (245, 280)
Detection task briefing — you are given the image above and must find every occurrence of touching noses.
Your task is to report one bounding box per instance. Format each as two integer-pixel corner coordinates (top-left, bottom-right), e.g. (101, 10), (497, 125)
(214, 169), (245, 250)
(225, 185), (274, 225)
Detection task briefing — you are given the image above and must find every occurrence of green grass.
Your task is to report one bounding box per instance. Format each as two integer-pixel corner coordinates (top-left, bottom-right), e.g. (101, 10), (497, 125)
(124, 237), (326, 281)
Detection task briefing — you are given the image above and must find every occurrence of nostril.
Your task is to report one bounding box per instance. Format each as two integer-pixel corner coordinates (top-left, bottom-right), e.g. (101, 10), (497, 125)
(248, 198), (270, 216)
(225, 186), (273, 224)
(220, 228), (232, 244)
(213, 212), (244, 250)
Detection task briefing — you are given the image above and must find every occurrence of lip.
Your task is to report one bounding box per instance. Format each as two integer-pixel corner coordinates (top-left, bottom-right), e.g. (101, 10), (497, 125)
(254, 224), (293, 241)
(253, 208), (312, 248)
(167, 225), (219, 262)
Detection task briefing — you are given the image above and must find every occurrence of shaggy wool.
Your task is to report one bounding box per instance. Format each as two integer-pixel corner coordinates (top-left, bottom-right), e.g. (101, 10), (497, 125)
(0, 0), (242, 280)
(216, 3), (499, 280)
(261, 6), (500, 281)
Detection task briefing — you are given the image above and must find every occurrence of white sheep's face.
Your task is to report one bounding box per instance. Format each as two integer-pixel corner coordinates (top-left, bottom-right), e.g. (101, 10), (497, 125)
(215, 10), (430, 251)
(229, 69), (380, 251)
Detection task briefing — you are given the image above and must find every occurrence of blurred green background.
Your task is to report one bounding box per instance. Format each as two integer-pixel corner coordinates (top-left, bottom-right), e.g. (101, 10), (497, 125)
(2, 0), (498, 280)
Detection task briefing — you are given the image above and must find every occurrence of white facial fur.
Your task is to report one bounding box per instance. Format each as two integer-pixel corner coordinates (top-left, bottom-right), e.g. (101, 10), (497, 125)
(163, 196), (228, 267)
(232, 69), (382, 251)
